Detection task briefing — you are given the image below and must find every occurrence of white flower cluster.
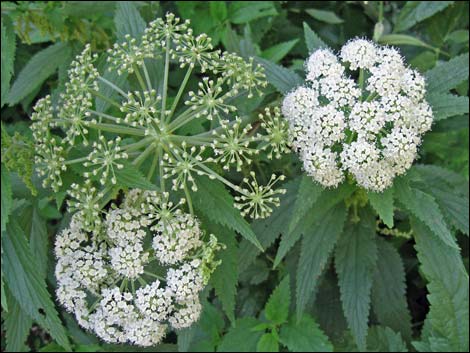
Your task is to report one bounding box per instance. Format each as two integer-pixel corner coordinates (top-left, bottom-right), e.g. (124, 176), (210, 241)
(56, 189), (222, 346)
(282, 38), (433, 192)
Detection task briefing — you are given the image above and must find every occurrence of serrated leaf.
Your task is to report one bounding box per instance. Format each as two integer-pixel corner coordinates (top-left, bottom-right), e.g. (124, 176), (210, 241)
(1, 164), (13, 233)
(371, 239), (412, 341)
(256, 333), (279, 352)
(334, 207), (378, 351)
(367, 187), (394, 228)
(210, 224), (238, 323)
(412, 218), (469, 352)
(1, 18), (16, 107)
(296, 204), (346, 319)
(427, 93), (469, 121)
(394, 1), (454, 32)
(255, 57), (303, 94)
(3, 219), (71, 350)
(367, 326), (408, 352)
(115, 1), (146, 41)
(193, 176), (262, 251)
(229, 2), (278, 24)
(5, 291), (32, 352)
(261, 39), (299, 63)
(306, 8), (343, 24)
(265, 276), (290, 325)
(395, 176), (458, 249)
(217, 317), (263, 352)
(378, 34), (434, 50)
(7, 42), (71, 105)
(279, 314), (333, 352)
(115, 163), (158, 190)
(425, 53), (469, 94)
(303, 22), (327, 53)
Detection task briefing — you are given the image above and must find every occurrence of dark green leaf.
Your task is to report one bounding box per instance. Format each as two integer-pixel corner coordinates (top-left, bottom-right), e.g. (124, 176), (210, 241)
(217, 317), (263, 352)
(265, 276), (290, 325)
(395, 1), (454, 32)
(303, 22), (327, 53)
(115, 1), (146, 41)
(378, 34), (434, 50)
(229, 2), (278, 24)
(367, 326), (408, 352)
(1, 18), (16, 107)
(255, 57), (303, 94)
(261, 39), (299, 63)
(306, 8), (344, 24)
(115, 163), (158, 190)
(425, 53), (469, 94)
(367, 187), (394, 228)
(256, 333), (279, 352)
(426, 93), (469, 121)
(4, 291), (32, 352)
(1, 165), (12, 233)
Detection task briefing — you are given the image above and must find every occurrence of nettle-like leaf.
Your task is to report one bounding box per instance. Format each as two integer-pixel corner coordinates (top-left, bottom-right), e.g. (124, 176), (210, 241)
(367, 326), (408, 352)
(256, 332), (279, 352)
(1, 165), (13, 233)
(4, 291), (33, 352)
(1, 17), (16, 107)
(255, 56), (303, 94)
(394, 1), (455, 32)
(303, 22), (327, 53)
(412, 219), (469, 352)
(296, 203), (347, 319)
(193, 176), (263, 251)
(217, 317), (263, 352)
(2, 219), (71, 350)
(265, 275), (290, 325)
(367, 186), (395, 228)
(279, 314), (333, 352)
(334, 207), (378, 351)
(426, 93), (469, 121)
(371, 239), (412, 341)
(425, 53), (469, 94)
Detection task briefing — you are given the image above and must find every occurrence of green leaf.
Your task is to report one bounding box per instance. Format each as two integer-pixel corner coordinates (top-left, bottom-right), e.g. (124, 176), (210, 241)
(296, 204), (347, 319)
(378, 34), (434, 50)
(395, 1), (454, 32)
(306, 8), (344, 24)
(26, 205), (49, 278)
(193, 176), (262, 251)
(279, 314), (333, 352)
(371, 239), (412, 341)
(367, 187), (394, 228)
(115, 163), (158, 190)
(229, 2), (278, 24)
(426, 93), (469, 121)
(265, 276), (290, 325)
(115, 1), (146, 41)
(210, 225), (238, 323)
(303, 22), (327, 53)
(257, 333), (279, 352)
(210, 2), (228, 21)
(395, 176), (458, 249)
(7, 42), (71, 105)
(217, 317), (263, 352)
(4, 291), (32, 352)
(334, 207), (378, 351)
(261, 39), (299, 63)
(412, 218), (469, 352)
(3, 219), (71, 350)
(255, 57), (303, 94)
(425, 53), (469, 94)
(1, 165), (13, 233)
(367, 326), (408, 352)
(1, 17), (16, 107)
(96, 69), (128, 113)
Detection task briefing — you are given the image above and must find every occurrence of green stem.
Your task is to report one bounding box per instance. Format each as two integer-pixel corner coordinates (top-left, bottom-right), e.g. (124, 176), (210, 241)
(123, 137), (154, 152)
(161, 36), (171, 121)
(88, 110), (124, 124)
(142, 61), (153, 91)
(378, 1), (384, 23)
(157, 145), (166, 192)
(144, 271), (165, 281)
(147, 150), (159, 181)
(133, 65), (147, 92)
(86, 122), (146, 136)
(167, 66), (193, 122)
(91, 90), (122, 109)
(65, 156), (88, 165)
(183, 183), (194, 215)
(132, 143), (156, 167)
(98, 76), (128, 98)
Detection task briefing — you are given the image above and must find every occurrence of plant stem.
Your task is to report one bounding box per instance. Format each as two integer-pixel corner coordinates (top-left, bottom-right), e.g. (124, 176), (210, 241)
(91, 90), (122, 109)
(161, 36), (171, 121)
(142, 61), (153, 91)
(183, 183), (194, 215)
(132, 143), (155, 167)
(133, 65), (147, 92)
(167, 66), (193, 122)
(98, 76), (128, 98)
(86, 122), (146, 136)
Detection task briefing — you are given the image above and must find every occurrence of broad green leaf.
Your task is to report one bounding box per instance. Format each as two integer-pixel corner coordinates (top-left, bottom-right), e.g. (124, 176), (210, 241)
(446, 29), (469, 44)
(303, 22), (327, 53)
(367, 187), (394, 228)
(395, 1), (454, 32)
(255, 57), (303, 94)
(426, 93), (469, 121)
(425, 53), (469, 94)
(395, 177), (458, 249)
(306, 8), (344, 24)
(378, 34), (434, 50)
(7, 42), (71, 105)
(1, 18), (16, 107)
(238, 177), (302, 273)
(265, 276), (290, 325)
(4, 291), (32, 352)
(412, 218), (469, 352)
(217, 317), (263, 352)
(3, 220), (71, 350)
(1, 164), (13, 233)
(210, 1), (228, 21)
(193, 176), (262, 251)
(261, 39), (299, 63)
(115, 163), (158, 190)
(115, 1), (146, 41)
(334, 207), (378, 351)
(371, 239), (412, 341)
(26, 205), (49, 278)
(367, 326), (408, 352)
(296, 204), (346, 319)
(229, 2), (278, 24)
(256, 333), (279, 352)
(279, 314), (333, 352)
(210, 224), (238, 323)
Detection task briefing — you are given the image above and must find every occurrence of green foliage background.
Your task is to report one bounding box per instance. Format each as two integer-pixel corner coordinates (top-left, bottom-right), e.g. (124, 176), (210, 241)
(1, 1), (469, 352)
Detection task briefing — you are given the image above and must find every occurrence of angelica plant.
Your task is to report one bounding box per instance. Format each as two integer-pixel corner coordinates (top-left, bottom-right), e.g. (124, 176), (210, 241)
(282, 39), (433, 192)
(30, 13), (287, 222)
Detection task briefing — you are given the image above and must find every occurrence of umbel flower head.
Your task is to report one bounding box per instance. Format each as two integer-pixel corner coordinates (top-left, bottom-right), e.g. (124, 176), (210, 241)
(30, 12), (288, 219)
(55, 189), (223, 346)
(282, 38), (433, 192)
